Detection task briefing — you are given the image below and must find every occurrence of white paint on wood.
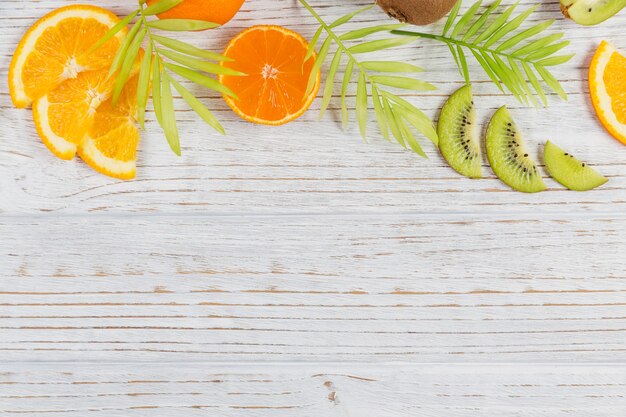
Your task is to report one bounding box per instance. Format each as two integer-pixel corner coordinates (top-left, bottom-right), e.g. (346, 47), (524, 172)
(1, 0), (626, 415)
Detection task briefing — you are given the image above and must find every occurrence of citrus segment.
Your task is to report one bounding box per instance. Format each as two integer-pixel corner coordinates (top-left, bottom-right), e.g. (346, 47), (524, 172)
(9, 5), (125, 108)
(78, 75), (141, 180)
(589, 40), (626, 145)
(219, 25), (320, 126)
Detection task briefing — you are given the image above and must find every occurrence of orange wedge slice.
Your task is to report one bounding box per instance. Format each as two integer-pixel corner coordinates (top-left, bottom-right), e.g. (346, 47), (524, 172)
(9, 5), (125, 108)
(78, 75), (141, 180)
(589, 40), (626, 145)
(33, 69), (115, 160)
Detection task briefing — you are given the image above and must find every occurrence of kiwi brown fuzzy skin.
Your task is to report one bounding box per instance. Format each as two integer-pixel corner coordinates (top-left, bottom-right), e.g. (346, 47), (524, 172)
(376, 0), (457, 26)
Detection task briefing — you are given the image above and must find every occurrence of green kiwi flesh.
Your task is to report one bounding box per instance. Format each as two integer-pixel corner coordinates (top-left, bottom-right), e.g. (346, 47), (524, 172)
(437, 85), (482, 179)
(486, 106), (546, 193)
(560, 0), (626, 25)
(544, 141), (608, 191)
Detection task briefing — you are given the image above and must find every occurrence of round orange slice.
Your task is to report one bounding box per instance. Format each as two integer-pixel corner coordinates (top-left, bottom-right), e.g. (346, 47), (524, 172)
(9, 5), (125, 108)
(78, 75), (141, 180)
(218, 25), (320, 126)
(589, 40), (626, 145)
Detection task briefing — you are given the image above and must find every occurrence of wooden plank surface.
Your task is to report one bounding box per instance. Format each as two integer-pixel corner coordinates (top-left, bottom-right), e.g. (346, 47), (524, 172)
(1, 0), (626, 415)
(2, 363), (626, 416)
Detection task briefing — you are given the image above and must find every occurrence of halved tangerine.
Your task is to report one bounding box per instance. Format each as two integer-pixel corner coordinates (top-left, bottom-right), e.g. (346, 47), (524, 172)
(218, 25), (320, 126)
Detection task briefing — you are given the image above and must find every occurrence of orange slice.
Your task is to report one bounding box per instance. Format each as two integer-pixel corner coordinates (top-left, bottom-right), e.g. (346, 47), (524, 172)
(9, 5), (125, 108)
(33, 69), (115, 160)
(218, 25), (320, 126)
(78, 75), (140, 180)
(589, 40), (626, 145)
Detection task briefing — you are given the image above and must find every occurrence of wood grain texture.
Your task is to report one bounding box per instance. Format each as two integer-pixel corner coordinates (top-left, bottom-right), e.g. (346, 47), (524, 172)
(2, 363), (626, 416)
(1, 0), (626, 415)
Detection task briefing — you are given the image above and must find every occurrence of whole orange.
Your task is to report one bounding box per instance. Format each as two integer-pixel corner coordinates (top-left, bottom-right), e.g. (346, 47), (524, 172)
(145, 0), (246, 26)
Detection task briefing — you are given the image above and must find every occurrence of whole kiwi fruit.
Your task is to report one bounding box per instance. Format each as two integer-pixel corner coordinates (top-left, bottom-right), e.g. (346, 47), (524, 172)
(376, 0), (458, 25)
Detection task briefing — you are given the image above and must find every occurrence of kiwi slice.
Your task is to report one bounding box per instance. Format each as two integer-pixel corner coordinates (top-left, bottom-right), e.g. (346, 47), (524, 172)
(544, 141), (608, 191)
(486, 106), (546, 193)
(561, 0), (626, 25)
(437, 85), (482, 179)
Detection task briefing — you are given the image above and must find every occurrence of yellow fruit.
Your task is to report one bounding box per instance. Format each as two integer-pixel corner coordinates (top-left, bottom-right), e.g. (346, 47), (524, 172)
(9, 5), (125, 108)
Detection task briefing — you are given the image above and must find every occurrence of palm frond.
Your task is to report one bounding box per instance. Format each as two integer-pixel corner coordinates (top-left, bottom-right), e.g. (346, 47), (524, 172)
(298, 0), (438, 156)
(393, 0), (574, 106)
(92, 0), (238, 155)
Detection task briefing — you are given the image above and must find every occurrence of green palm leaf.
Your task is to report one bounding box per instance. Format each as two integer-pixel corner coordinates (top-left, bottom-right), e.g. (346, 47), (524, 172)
(297, 0), (438, 158)
(393, 0), (574, 106)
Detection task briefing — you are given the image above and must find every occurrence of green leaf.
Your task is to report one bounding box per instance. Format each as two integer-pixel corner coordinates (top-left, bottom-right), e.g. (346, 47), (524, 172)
(496, 20), (554, 52)
(508, 56), (536, 106)
(320, 49), (342, 119)
(330, 5), (373, 28)
(369, 75), (436, 91)
(381, 91), (437, 145)
(521, 61), (547, 106)
(512, 33), (564, 57)
(152, 55), (163, 126)
(491, 53), (523, 102)
(525, 42), (570, 61)
(108, 19), (143, 78)
(150, 34), (232, 61)
(356, 71), (368, 140)
(469, 47), (503, 92)
(341, 59), (354, 130)
(136, 43), (153, 129)
(371, 86), (389, 142)
(483, 5), (538, 49)
(361, 61), (423, 73)
(148, 19), (219, 31)
(170, 77), (225, 134)
(112, 27), (146, 105)
(159, 72), (181, 155)
(164, 62), (237, 98)
(304, 27), (323, 63)
(89, 9), (139, 53)
(443, 0), (462, 37)
(473, 2), (518, 44)
(142, 0), (184, 16)
(348, 37), (414, 54)
(457, 45), (470, 85)
(536, 54), (575, 66)
(535, 65), (567, 100)
(305, 36), (330, 98)
(397, 115), (427, 158)
(447, 43), (461, 75)
(340, 24), (405, 41)
(382, 98), (405, 148)
(451, 0), (482, 39)
(462, 0), (501, 42)
(158, 48), (244, 75)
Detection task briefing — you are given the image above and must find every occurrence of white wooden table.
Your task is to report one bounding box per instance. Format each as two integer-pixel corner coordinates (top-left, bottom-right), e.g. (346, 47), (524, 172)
(1, 0), (626, 415)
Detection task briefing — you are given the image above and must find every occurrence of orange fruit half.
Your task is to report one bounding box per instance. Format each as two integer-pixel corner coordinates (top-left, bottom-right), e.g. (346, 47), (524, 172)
(589, 40), (626, 145)
(146, 0), (246, 26)
(219, 25), (320, 126)
(9, 5), (125, 108)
